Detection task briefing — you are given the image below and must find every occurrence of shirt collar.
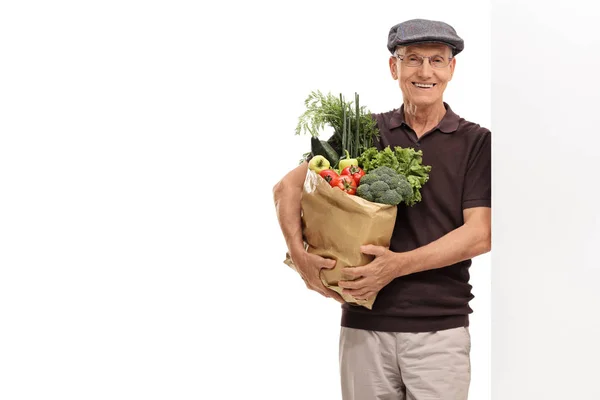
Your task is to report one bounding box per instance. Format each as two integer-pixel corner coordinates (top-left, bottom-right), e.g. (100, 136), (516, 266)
(388, 102), (460, 134)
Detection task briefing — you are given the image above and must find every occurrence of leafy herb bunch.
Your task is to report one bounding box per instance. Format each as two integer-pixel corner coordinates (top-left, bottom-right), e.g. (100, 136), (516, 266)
(295, 90), (379, 159)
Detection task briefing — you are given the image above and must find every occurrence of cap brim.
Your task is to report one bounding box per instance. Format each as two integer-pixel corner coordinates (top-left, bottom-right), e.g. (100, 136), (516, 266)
(389, 40), (462, 55)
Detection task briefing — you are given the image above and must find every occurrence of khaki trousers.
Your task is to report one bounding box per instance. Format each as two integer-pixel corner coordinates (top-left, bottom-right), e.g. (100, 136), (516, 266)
(339, 326), (471, 400)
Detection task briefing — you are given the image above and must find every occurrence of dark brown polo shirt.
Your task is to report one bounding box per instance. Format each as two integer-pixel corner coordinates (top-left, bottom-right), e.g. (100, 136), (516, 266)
(341, 103), (491, 333)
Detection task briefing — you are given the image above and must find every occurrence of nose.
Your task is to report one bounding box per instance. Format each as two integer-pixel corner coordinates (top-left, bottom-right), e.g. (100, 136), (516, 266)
(417, 57), (434, 78)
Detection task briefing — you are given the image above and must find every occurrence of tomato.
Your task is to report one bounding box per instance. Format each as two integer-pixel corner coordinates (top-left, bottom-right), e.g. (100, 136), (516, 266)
(329, 175), (340, 188)
(341, 165), (365, 185)
(333, 174), (357, 195)
(319, 169), (339, 184)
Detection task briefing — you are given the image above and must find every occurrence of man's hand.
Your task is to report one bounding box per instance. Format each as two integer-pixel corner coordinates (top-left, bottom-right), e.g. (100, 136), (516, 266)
(338, 245), (409, 301)
(290, 250), (345, 303)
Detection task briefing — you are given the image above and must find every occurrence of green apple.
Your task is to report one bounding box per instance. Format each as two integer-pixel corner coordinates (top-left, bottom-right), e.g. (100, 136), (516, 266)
(308, 155), (330, 173)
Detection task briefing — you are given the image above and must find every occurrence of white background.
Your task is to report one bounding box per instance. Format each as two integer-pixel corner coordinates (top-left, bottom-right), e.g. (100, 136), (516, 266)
(2, 0), (597, 399)
(0, 1), (490, 399)
(491, 0), (600, 399)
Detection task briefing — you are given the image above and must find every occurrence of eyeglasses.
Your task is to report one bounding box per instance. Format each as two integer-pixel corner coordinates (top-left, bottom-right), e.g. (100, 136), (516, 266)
(394, 53), (453, 69)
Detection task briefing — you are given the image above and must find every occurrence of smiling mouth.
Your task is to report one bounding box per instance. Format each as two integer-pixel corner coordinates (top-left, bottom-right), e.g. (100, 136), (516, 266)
(412, 82), (436, 89)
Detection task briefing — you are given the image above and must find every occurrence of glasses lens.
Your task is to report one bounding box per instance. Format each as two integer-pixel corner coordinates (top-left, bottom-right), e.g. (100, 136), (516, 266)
(405, 54), (422, 67)
(430, 55), (450, 68)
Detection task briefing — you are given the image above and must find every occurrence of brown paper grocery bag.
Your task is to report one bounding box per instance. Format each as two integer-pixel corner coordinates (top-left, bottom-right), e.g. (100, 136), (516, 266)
(284, 170), (397, 309)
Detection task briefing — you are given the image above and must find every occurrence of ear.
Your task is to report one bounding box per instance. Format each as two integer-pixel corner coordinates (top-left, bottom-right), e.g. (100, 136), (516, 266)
(448, 56), (456, 81)
(389, 56), (398, 80)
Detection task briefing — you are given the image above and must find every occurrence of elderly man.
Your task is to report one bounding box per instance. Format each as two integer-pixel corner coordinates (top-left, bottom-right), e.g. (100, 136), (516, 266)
(273, 18), (491, 400)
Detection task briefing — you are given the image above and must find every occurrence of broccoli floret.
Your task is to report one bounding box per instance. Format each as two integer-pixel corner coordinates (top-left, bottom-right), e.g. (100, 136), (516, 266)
(376, 189), (402, 205)
(356, 167), (412, 205)
(370, 166), (397, 177)
(357, 173), (380, 186)
(356, 184), (370, 197)
(395, 175), (413, 200)
(369, 181), (390, 193)
(357, 184), (375, 201)
(361, 192), (374, 202)
(379, 173), (401, 187)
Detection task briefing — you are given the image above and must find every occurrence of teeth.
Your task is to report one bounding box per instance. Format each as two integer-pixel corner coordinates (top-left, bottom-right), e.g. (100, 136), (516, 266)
(414, 83), (435, 88)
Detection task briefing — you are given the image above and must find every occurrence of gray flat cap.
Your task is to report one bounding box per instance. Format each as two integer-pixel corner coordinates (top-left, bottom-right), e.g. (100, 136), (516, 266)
(387, 19), (464, 55)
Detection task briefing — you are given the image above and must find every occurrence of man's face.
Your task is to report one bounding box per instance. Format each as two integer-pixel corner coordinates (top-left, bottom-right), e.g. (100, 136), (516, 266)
(389, 43), (456, 108)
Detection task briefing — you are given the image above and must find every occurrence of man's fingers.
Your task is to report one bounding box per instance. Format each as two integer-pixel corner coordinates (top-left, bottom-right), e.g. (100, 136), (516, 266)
(308, 253), (337, 269)
(339, 278), (375, 299)
(360, 244), (386, 257)
(298, 255), (344, 303)
(353, 291), (375, 301)
(339, 277), (366, 290)
(341, 266), (366, 280)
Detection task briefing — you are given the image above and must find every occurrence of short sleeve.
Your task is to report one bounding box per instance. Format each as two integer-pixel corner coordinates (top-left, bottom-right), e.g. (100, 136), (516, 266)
(463, 130), (491, 209)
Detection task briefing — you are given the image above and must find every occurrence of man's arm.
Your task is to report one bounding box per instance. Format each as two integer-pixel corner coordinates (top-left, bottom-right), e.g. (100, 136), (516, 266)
(273, 163), (344, 302)
(338, 207), (491, 300)
(400, 206), (491, 275)
(273, 162), (308, 257)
